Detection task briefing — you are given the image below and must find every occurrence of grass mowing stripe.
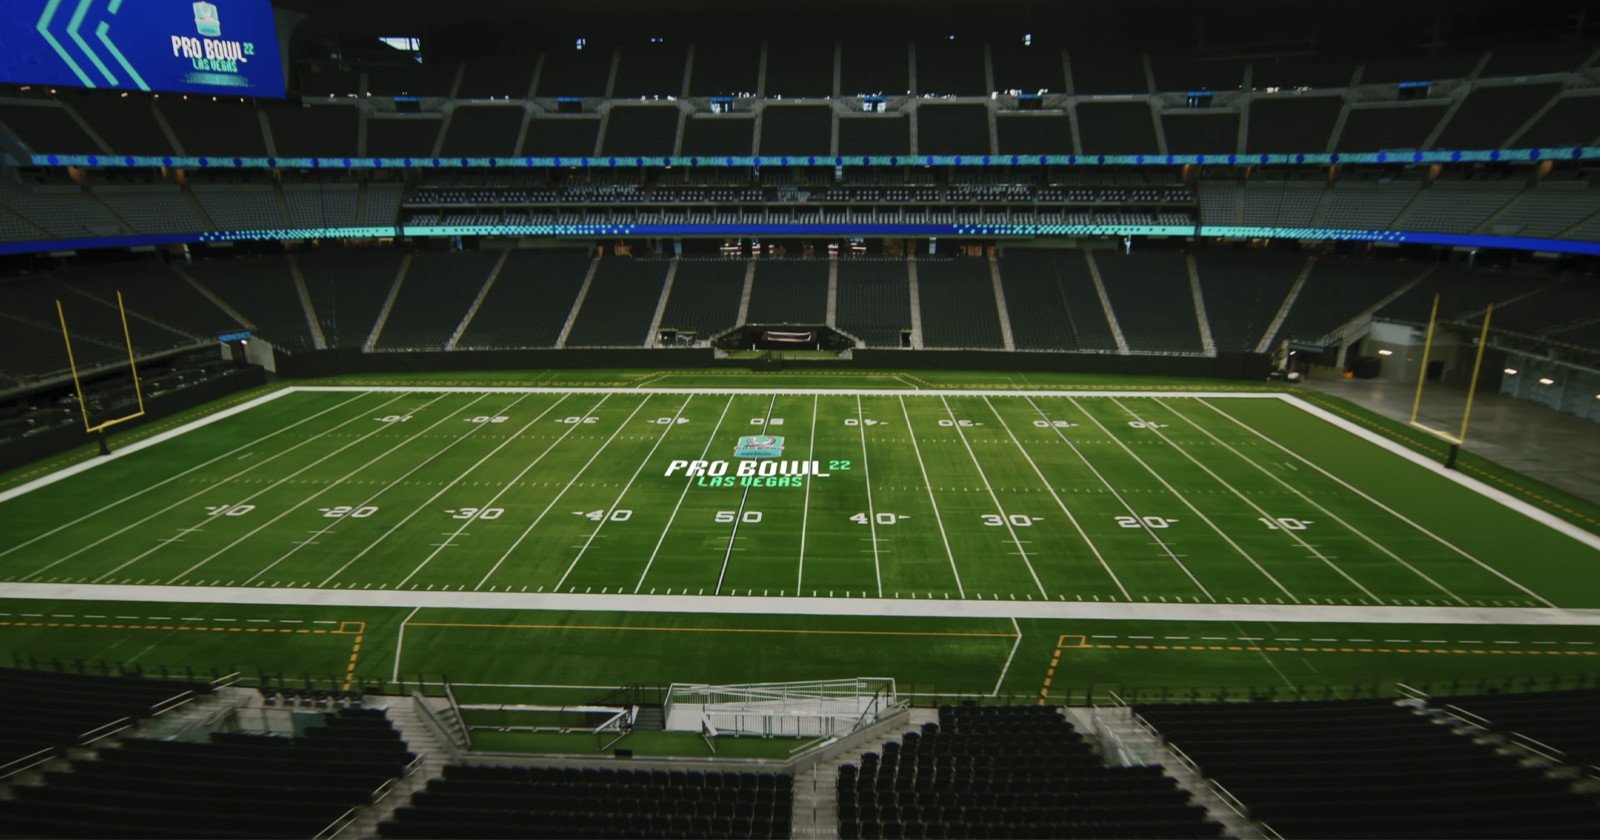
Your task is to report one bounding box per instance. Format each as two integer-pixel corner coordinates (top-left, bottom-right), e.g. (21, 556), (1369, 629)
(988, 396), (1134, 601)
(1199, 398), (1559, 609)
(634, 395), (736, 593)
(315, 394), (577, 587)
(0, 392), (369, 561)
(854, 395), (884, 598)
(240, 392), (536, 586)
(714, 395), (779, 596)
(937, 395), (1047, 599)
(898, 395), (965, 598)
(160, 392), (480, 585)
(1153, 398), (1470, 606)
(557, 395), (694, 591)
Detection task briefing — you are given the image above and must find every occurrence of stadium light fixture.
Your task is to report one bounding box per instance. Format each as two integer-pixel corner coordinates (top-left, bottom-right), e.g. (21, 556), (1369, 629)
(1504, 368), (1518, 375)
(1538, 377), (1554, 385)
(1377, 349), (1394, 356)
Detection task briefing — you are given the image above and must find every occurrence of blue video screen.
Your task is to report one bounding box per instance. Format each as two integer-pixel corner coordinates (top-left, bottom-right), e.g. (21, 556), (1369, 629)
(0, 0), (285, 97)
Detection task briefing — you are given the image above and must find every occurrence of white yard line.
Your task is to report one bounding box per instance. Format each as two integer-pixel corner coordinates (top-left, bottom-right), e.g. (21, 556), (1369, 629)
(1104, 397), (1380, 603)
(714, 396), (778, 596)
(0, 392), (367, 560)
(557, 395), (693, 590)
(294, 386), (1288, 399)
(898, 396), (965, 598)
(6, 580), (1600, 626)
(160, 393), (483, 585)
(633, 396), (736, 594)
(314, 395), (576, 587)
(393, 605), (423, 682)
(240, 393), (536, 586)
(469, 396), (652, 591)
(856, 396), (884, 598)
(991, 616), (1023, 696)
(983, 397), (1130, 601)
(796, 395), (818, 594)
(935, 395), (1047, 598)
(1204, 398), (1562, 607)
(1157, 399), (1472, 605)
(1053, 396), (1294, 603)
(30, 393), (411, 584)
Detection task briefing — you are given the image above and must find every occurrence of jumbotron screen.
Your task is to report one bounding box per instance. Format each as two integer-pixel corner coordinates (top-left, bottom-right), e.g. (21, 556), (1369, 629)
(0, 0), (285, 97)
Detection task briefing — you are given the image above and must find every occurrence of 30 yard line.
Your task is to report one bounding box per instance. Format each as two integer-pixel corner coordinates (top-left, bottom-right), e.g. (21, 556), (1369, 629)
(715, 395), (778, 595)
(557, 394), (693, 590)
(936, 396), (1046, 598)
(796, 395), (818, 594)
(315, 394), (576, 587)
(0, 392), (370, 563)
(1196, 398), (1557, 609)
(897, 395), (965, 598)
(634, 395), (736, 593)
(856, 395), (884, 598)
(160, 393), (488, 585)
(983, 397), (1127, 600)
(470, 395), (651, 591)
(1156, 399), (1470, 605)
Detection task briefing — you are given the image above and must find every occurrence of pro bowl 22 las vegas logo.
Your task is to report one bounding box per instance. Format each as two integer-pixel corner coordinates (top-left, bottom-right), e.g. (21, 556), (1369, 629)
(194, 1), (221, 37)
(733, 435), (784, 458)
(663, 434), (835, 488)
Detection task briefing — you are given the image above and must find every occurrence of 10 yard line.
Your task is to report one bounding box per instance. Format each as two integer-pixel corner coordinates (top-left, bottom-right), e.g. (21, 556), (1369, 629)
(936, 395), (1046, 598)
(897, 395), (965, 598)
(714, 395), (778, 595)
(634, 396), (736, 593)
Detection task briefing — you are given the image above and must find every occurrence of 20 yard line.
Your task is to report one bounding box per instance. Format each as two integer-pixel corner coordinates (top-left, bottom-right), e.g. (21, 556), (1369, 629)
(714, 395), (778, 595)
(983, 397), (1128, 600)
(0, 392), (370, 562)
(556, 395), (694, 590)
(470, 395), (651, 591)
(315, 395), (576, 587)
(856, 395), (884, 598)
(1196, 398), (1557, 609)
(897, 396), (965, 598)
(634, 396), (736, 593)
(796, 395), (818, 594)
(936, 396), (1046, 598)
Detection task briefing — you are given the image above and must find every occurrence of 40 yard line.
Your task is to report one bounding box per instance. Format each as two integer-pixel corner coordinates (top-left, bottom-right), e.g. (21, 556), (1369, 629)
(897, 395), (965, 598)
(634, 395), (736, 593)
(856, 395), (884, 598)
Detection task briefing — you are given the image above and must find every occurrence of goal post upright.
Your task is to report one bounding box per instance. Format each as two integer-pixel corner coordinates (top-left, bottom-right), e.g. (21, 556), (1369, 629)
(1408, 292), (1441, 427)
(55, 298), (95, 434)
(55, 291), (148, 442)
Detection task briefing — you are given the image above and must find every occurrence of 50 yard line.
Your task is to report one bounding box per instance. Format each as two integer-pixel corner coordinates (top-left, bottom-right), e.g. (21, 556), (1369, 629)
(714, 395), (778, 595)
(634, 395), (736, 593)
(796, 395), (818, 594)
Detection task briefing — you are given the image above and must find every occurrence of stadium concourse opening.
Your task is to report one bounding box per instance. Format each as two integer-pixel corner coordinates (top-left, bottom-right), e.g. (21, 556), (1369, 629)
(3, 0), (1600, 836)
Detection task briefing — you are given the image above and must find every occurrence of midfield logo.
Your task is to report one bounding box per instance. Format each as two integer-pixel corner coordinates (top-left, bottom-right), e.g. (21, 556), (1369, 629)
(733, 435), (785, 458)
(194, 1), (221, 37)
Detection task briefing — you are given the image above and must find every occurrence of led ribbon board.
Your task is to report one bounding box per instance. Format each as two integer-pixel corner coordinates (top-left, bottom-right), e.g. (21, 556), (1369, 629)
(1, 0), (285, 97)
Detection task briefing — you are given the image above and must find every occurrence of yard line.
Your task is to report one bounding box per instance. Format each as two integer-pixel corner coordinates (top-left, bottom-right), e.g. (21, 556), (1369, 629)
(1105, 397), (1380, 602)
(856, 396), (884, 598)
(315, 395), (576, 586)
(715, 395), (778, 595)
(158, 393), (485, 585)
(556, 395), (694, 590)
(240, 393), (536, 585)
(0, 392), (370, 562)
(18, 393), (399, 582)
(991, 617), (1024, 696)
(36, 392), (411, 584)
(1157, 399), (1470, 606)
(982, 397), (1128, 601)
(1195, 398), (1557, 608)
(896, 396), (966, 597)
(796, 395), (818, 594)
(935, 396), (1046, 598)
(469, 395), (651, 590)
(634, 396), (736, 593)
(392, 605), (423, 681)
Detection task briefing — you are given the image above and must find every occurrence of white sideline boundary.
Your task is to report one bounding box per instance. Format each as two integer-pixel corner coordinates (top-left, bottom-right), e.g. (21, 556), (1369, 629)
(2, 581), (1599, 626)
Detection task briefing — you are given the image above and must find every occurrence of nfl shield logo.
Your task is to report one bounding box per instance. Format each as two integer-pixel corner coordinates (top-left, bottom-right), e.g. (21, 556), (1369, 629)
(194, 1), (221, 37)
(733, 435), (785, 458)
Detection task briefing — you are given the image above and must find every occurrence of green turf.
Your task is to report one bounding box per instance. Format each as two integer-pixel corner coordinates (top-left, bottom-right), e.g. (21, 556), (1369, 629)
(1, 370), (1597, 756)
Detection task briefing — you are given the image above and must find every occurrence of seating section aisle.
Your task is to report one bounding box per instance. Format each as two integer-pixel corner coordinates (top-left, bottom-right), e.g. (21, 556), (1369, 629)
(187, 255), (316, 352)
(837, 260), (911, 347)
(997, 250), (1116, 352)
(916, 258), (1004, 349)
(1271, 256), (1420, 346)
(1094, 252), (1204, 353)
(1430, 689), (1600, 771)
(838, 705), (1221, 840)
(1377, 264), (1534, 324)
(298, 249), (407, 349)
(1, 707), (413, 839)
(658, 258), (747, 338)
(381, 764), (793, 839)
(0, 667), (210, 773)
(1193, 250), (1303, 352)
(1134, 698), (1600, 838)
(564, 257), (671, 347)
(1464, 275), (1600, 352)
(747, 260), (828, 325)
(457, 250), (593, 349)
(374, 252), (499, 350)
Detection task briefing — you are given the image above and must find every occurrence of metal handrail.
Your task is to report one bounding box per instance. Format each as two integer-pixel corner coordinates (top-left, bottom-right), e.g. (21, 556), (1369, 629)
(0, 747), (57, 780)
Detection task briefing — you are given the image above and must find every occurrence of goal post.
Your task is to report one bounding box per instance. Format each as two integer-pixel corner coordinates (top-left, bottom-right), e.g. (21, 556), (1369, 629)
(56, 290), (147, 439)
(1406, 292), (1494, 468)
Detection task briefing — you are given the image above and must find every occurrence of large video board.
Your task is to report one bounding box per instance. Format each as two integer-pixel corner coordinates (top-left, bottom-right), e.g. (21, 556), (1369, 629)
(0, 0), (285, 97)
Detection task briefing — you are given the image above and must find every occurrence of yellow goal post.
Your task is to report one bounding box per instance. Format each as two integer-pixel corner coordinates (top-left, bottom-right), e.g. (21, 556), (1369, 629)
(55, 290), (146, 436)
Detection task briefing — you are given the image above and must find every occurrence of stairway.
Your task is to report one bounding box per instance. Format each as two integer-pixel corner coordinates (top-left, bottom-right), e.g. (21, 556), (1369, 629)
(633, 705), (666, 731)
(792, 708), (939, 840)
(335, 696), (455, 839)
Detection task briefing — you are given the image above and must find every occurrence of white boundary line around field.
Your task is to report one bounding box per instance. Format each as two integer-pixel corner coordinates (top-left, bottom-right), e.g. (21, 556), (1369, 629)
(3, 581), (1600, 626)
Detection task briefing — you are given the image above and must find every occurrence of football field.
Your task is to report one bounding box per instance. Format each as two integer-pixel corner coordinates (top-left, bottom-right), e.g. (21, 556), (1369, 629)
(2, 377), (1599, 714)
